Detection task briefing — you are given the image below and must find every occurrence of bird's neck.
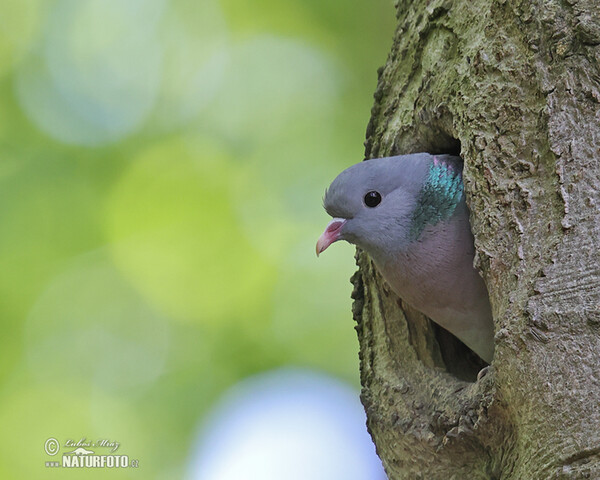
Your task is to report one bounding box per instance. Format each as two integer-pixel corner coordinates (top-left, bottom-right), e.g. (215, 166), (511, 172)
(408, 157), (464, 241)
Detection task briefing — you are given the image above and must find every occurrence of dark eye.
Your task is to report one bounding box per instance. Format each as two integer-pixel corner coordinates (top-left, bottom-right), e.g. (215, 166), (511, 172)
(364, 191), (382, 208)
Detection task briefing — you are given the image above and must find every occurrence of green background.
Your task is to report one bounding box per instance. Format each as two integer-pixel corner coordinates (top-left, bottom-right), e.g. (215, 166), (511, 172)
(0, 0), (395, 477)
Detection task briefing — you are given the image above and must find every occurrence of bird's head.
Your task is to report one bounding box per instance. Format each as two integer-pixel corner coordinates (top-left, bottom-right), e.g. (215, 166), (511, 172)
(316, 154), (436, 258)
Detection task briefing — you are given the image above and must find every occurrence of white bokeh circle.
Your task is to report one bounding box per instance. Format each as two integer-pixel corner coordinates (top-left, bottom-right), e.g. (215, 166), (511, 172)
(187, 368), (385, 480)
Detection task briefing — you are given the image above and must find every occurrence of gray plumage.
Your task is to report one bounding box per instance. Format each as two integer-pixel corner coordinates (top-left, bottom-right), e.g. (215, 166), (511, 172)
(317, 153), (494, 363)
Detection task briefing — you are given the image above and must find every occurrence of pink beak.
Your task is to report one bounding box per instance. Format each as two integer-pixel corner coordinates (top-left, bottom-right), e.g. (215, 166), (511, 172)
(316, 218), (347, 256)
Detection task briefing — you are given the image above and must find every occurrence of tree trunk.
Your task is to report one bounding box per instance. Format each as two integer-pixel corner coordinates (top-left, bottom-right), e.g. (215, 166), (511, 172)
(355, 0), (600, 478)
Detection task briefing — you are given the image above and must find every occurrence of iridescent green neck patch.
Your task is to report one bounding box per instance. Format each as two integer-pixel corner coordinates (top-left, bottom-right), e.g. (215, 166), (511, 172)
(409, 157), (464, 240)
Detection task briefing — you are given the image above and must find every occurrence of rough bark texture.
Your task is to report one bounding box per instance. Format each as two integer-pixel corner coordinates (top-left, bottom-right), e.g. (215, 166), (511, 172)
(355, 0), (600, 478)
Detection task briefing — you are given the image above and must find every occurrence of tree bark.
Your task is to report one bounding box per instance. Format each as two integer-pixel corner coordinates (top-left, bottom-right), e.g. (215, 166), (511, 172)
(356, 0), (600, 478)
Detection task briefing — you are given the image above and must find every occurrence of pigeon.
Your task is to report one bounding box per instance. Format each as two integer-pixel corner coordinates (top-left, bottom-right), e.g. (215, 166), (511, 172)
(316, 153), (494, 363)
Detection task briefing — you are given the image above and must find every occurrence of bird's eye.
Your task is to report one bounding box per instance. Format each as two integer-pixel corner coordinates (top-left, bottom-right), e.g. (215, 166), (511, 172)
(364, 191), (382, 208)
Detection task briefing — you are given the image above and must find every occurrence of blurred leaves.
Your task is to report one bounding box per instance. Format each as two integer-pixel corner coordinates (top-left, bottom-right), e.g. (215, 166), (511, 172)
(106, 138), (275, 326)
(0, 0), (394, 477)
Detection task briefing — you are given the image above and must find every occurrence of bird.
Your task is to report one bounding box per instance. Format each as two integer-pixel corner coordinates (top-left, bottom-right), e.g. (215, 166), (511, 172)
(316, 153), (494, 363)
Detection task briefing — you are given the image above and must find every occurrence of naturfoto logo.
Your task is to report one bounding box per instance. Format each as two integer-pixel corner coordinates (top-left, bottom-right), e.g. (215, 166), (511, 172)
(44, 437), (139, 469)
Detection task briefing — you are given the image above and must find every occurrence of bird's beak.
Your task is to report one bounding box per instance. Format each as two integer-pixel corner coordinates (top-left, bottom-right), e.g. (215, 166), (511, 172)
(316, 218), (347, 256)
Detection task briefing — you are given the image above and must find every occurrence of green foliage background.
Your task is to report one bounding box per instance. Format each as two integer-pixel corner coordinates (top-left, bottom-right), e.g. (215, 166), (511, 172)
(0, 0), (394, 477)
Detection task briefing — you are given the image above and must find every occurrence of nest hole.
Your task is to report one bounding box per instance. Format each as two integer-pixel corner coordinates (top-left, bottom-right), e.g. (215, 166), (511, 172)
(433, 324), (488, 381)
(420, 133), (489, 381)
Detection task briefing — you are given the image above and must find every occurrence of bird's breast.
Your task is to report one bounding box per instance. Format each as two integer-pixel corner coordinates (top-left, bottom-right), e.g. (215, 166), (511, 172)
(370, 217), (491, 334)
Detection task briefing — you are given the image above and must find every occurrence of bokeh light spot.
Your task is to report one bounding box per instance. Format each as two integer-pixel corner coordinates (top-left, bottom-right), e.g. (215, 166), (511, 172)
(15, 0), (164, 145)
(205, 35), (341, 142)
(187, 368), (385, 480)
(106, 138), (275, 326)
(25, 250), (169, 393)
